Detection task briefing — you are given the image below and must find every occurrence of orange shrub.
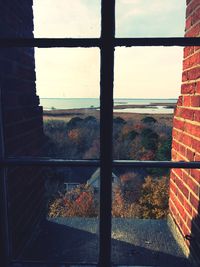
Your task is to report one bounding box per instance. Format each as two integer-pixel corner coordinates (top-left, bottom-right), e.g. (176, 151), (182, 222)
(49, 184), (98, 218)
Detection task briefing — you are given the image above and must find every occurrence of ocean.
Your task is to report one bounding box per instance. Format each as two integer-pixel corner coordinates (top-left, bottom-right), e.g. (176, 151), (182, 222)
(40, 98), (177, 114)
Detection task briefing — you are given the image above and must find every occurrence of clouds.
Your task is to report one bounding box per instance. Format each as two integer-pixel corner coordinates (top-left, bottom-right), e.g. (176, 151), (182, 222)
(116, 0), (186, 37)
(33, 1), (186, 98)
(114, 47), (183, 98)
(35, 48), (100, 98)
(33, 0), (100, 37)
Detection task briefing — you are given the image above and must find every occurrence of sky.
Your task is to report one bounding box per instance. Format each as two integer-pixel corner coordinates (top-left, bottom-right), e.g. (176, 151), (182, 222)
(33, 0), (186, 99)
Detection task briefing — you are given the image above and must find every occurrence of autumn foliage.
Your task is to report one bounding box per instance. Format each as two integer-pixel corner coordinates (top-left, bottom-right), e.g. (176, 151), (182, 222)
(45, 115), (172, 219)
(112, 175), (169, 219)
(49, 184), (98, 218)
(49, 174), (169, 219)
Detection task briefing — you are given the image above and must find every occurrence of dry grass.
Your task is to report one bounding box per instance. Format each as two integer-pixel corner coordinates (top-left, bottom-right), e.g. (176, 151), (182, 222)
(43, 108), (173, 127)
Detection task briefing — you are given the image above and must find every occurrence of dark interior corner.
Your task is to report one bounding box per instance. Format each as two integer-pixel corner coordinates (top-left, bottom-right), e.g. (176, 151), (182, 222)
(189, 201), (200, 266)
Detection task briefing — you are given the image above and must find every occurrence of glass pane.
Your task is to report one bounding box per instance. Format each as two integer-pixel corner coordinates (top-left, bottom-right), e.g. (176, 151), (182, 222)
(2, 47), (100, 159)
(36, 48), (100, 159)
(113, 46), (183, 160)
(33, 0), (100, 38)
(111, 167), (197, 266)
(116, 0), (186, 37)
(8, 166), (99, 263)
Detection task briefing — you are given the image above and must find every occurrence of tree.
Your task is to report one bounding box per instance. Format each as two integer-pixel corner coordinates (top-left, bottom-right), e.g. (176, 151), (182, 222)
(83, 139), (100, 159)
(126, 130), (138, 140)
(141, 128), (159, 151)
(120, 172), (143, 203)
(141, 116), (157, 124)
(156, 137), (172, 161)
(138, 176), (169, 219)
(67, 117), (83, 129)
(113, 116), (126, 125)
(84, 116), (97, 124)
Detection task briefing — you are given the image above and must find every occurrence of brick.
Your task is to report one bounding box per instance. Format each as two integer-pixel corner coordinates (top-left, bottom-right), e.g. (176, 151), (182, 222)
(186, 0), (193, 4)
(192, 138), (200, 151)
(170, 5), (200, 253)
(183, 51), (200, 69)
(180, 142), (187, 155)
(184, 46), (195, 58)
(174, 177), (189, 199)
(187, 216), (192, 230)
(181, 82), (196, 94)
(186, 148), (195, 160)
(186, 175), (199, 196)
(172, 168), (183, 179)
(186, 0), (200, 18)
(172, 139), (179, 150)
(195, 152), (200, 161)
(184, 197), (193, 215)
(177, 95), (183, 106)
(182, 66), (200, 82)
(173, 118), (185, 130)
(186, 7), (200, 31)
(170, 179), (177, 195)
(186, 22), (200, 37)
(184, 122), (200, 138)
(178, 132), (192, 147)
(196, 81), (200, 93)
(191, 95), (200, 106)
(183, 95), (191, 106)
(176, 107), (194, 120)
(194, 46), (200, 52)
(190, 193), (200, 211)
(194, 109), (200, 120)
(191, 169), (200, 183)
(175, 198), (187, 221)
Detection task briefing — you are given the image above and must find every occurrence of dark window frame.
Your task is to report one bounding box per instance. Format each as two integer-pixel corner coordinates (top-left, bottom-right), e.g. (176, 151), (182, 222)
(0, 0), (200, 266)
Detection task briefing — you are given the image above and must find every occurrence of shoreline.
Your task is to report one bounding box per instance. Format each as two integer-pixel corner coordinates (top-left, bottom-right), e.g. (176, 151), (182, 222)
(43, 107), (174, 124)
(43, 102), (176, 115)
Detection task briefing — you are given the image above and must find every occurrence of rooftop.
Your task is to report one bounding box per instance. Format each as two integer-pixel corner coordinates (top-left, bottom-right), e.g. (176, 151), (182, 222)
(13, 217), (191, 267)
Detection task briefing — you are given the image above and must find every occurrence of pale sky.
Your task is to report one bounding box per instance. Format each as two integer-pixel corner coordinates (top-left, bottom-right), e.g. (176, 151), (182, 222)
(33, 0), (186, 99)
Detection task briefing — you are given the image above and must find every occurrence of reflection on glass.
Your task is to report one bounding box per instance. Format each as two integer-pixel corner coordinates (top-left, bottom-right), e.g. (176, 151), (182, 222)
(116, 0), (186, 37)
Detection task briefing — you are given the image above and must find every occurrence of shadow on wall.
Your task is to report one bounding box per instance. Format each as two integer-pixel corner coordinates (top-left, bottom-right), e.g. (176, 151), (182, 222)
(189, 200), (200, 266)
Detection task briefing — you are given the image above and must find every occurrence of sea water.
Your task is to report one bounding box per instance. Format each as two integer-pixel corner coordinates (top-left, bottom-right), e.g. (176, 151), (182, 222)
(40, 98), (177, 114)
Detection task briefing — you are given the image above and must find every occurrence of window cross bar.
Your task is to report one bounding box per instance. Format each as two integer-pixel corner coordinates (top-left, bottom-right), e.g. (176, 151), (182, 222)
(0, 37), (199, 48)
(0, 159), (200, 169)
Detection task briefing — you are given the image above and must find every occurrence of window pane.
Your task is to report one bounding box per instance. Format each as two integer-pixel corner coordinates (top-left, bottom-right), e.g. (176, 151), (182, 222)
(2, 47), (100, 159)
(116, 0), (186, 37)
(8, 166), (99, 263)
(36, 48), (100, 159)
(111, 167), (197, 266)
(33, 0), (101, 38)
(113, 46), (183, 160)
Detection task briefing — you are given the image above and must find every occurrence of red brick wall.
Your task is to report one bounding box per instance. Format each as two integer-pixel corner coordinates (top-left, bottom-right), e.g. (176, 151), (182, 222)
(169, 0), (200, 263)
(0, 0), (44, 259)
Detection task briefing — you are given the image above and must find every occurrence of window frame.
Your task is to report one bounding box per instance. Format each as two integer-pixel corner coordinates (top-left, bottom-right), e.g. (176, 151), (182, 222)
(0, 0), (200, 266)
